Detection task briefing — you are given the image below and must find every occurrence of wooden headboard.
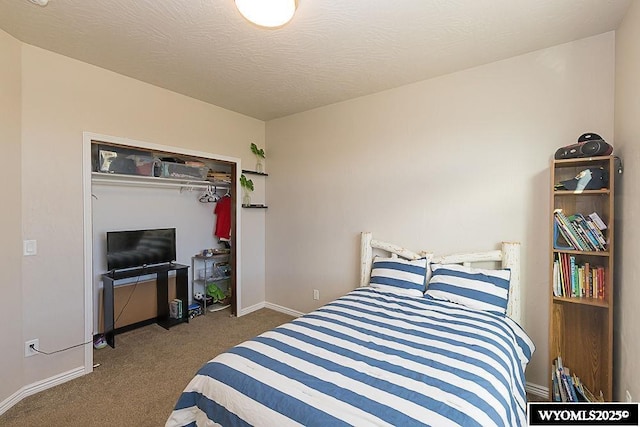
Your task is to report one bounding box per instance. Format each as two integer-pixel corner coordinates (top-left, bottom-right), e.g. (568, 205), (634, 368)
(359, 232), (522, 325)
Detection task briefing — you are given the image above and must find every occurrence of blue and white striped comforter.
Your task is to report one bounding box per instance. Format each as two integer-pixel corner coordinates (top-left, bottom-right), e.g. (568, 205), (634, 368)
(167, 288), (534, 427)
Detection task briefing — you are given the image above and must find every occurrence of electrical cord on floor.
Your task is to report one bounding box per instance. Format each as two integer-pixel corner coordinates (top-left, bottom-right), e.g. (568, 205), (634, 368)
(30, 266), (147, 356)
(29, 341), (92, 355)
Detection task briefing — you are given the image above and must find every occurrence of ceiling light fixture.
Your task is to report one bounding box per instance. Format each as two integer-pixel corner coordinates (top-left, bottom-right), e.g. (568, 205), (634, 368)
(235, 0), (297, 28)
(28, 0), (49, 5)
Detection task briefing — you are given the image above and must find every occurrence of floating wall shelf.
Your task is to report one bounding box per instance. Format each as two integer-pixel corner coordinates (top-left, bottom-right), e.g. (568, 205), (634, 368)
(241, 170), (268, 177)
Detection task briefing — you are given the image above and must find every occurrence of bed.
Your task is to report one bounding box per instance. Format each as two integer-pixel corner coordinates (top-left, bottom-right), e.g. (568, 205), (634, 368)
(166, 232), (534, 427)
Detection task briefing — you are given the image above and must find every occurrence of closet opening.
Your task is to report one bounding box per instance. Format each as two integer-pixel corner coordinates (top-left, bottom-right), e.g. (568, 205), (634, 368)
(82, 132), (242, 370)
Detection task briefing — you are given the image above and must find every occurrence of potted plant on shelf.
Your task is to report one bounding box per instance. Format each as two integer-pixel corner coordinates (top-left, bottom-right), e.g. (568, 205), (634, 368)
(250, 142), (265, 173)
(240, 174), (254, 206)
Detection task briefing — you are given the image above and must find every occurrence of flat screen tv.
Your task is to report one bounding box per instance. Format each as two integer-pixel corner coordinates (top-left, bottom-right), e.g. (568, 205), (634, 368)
(106, 228), (176, 271)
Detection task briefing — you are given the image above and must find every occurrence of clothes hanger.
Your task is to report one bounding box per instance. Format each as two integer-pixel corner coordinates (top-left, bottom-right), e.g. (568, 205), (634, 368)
(198, 186), (216, 203)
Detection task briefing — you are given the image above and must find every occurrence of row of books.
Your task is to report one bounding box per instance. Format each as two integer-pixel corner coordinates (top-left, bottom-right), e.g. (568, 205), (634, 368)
(554, 209), (607, 251)
(553, 253), (606, 299)
(552, 356), (603, 402)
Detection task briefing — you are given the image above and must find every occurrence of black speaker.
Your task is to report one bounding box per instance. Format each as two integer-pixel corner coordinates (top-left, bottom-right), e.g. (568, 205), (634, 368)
(554, 140), (613, 160)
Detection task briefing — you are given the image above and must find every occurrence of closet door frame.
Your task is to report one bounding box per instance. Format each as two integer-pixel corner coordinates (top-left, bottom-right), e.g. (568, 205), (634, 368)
(81, 131), (242, 374)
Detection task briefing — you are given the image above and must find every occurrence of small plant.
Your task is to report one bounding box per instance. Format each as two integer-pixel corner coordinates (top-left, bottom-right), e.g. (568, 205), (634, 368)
(250, 143), (265, 159)
(251, 143), (266, 173)
(240, 174), (254, 192)
(240, 174), (254, 206)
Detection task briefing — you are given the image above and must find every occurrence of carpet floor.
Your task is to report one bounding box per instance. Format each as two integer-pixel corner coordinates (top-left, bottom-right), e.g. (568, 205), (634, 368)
(1, 308), (294, 427)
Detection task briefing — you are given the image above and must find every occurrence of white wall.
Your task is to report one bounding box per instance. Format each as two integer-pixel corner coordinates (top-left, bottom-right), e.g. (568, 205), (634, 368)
(265, 32), (616, 388)
(240, 172), (267, 313)
(614, 0), (640, 402)
(15, 43), (265, 393)
(0, 28), (24, 410)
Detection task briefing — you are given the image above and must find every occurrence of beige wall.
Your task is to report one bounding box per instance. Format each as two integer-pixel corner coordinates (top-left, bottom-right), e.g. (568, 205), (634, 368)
(14, 44), (265, 392)
(0, 29), (24, 408)
(1, 20), (629, 408)
(265, 32), (616, 388)
(614, 0), (640, 403)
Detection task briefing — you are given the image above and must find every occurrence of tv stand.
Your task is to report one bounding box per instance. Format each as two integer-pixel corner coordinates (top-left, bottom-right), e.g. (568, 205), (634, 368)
(102, 263), (189, 348)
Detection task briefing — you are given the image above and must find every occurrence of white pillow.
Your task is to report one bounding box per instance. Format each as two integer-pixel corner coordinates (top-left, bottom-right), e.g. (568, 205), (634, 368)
(369, 257), (429, 297)
(426, 264), (510, 314)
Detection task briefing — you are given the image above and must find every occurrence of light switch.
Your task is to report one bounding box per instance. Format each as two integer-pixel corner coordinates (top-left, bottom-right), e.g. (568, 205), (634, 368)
(23, 240), (37, 256)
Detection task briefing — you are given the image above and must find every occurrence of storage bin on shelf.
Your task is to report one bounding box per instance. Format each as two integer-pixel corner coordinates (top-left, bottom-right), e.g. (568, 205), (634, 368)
(95, 144), (154, 177)
(158, 161), (209, 180)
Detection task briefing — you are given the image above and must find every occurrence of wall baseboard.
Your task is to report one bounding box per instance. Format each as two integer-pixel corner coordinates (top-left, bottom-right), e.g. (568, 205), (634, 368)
(240, 300), (305, 318)
(0, 366), (86, 416)
(264, 302), (305, 318)
(238, 301), (266, 317)
(526, 382), (549, 398)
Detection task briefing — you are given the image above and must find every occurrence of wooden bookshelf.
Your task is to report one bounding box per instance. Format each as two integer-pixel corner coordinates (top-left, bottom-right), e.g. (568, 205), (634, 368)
(549, 155), (616, 401)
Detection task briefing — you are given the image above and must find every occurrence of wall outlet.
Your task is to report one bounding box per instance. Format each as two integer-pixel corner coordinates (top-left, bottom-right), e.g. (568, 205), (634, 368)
(313, 289), (320, 300)
(626, 390), (632, 402)
(25, 339), (39, 357)
(23, 240), (37, 256)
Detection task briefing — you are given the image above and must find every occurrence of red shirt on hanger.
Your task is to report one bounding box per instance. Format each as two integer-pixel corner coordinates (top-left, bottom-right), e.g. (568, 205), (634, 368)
(214, 195), (232, 240)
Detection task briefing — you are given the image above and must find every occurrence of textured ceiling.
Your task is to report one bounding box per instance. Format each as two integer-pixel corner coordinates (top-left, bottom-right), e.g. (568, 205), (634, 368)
(0, 0), (632, 120)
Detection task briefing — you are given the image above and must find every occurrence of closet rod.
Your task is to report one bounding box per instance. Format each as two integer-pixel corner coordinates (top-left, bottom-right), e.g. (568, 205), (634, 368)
(91, 177), (227, 191)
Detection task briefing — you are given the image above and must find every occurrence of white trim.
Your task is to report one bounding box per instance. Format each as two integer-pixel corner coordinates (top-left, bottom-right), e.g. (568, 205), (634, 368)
(526, 382), (549, 399)
(238, 301), (266, 317)
(82, 136), (94, 374)
(0, 366), (86, 416)
(82, 131), (243, 346)
(264, 302), (305, 318)
(240, 301), (305, 318)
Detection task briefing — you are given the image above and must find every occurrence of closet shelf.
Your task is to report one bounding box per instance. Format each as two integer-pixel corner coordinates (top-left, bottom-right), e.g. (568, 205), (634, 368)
(241, 170), (268, 177)
(92, 172), (230, 190)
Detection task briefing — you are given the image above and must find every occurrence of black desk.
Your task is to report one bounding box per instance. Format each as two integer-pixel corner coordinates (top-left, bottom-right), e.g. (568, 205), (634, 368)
(102, 263), (189, 348)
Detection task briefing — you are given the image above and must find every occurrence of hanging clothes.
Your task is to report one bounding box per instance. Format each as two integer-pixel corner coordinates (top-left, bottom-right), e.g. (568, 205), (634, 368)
(214, 195), (232, 240)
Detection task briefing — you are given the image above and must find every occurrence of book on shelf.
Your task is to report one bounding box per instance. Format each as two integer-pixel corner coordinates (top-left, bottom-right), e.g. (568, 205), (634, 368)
(552, 253), (605, 300)
(585, 216), (607, 248)
(564, 368), (579, 402)
(553, 209), (607, 251)
(569, 256), (577, 297)
(552, 356), (603, 403)
(551, 361), (561, 401)
(169, 298), (183, 319)
(588, 212), (607, 230)
(554, 209), (585, 250)
(576, 213), (607, 250)
(556, 356), (574, 401)
(569, 214), (602, 251)
(553, 260), (560, 297)
(554, 218), (577, 250)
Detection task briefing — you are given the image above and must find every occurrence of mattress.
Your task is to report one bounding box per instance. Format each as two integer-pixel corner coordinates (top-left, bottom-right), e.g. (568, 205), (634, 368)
(167, 287), (534, 426)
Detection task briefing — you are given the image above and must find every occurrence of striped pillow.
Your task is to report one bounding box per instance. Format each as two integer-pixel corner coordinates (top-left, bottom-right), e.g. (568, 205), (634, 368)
(426, 264), (511, 314)
(369, 257), (429, 297)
